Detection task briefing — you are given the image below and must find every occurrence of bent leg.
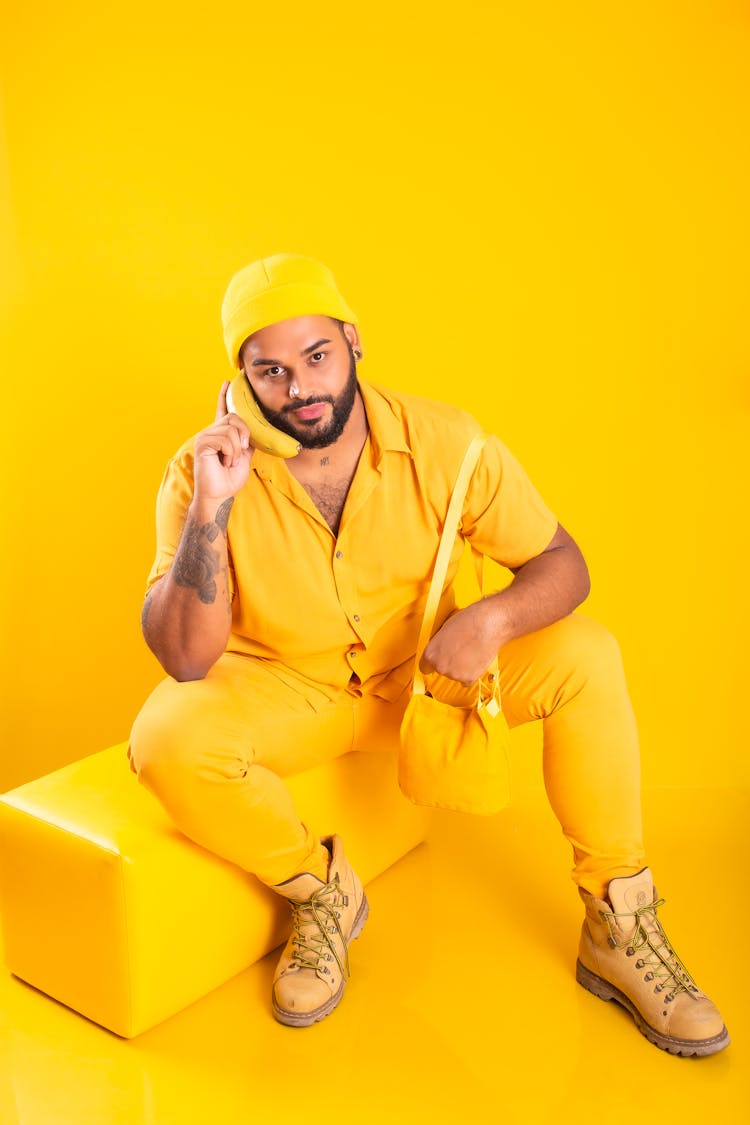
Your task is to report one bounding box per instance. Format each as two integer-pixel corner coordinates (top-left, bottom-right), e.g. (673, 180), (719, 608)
(495, 613), (646, 897)
(128, 653), (357, 886)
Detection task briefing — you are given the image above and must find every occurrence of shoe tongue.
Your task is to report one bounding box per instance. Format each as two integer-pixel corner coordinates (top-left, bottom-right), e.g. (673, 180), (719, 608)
(275, 871), (327, 904)
(607, 867), (654, 916)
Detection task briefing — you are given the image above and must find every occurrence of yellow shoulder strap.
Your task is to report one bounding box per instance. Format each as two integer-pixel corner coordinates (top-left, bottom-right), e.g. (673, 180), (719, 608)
(412, 434), (488, 697)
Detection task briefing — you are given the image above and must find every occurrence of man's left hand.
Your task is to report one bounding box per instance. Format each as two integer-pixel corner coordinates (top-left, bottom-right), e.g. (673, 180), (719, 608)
(419, 599), (502, 687)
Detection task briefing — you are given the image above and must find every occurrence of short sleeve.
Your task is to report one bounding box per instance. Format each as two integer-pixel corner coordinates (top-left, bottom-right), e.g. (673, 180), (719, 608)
(144, 443), (196, 595)
(460, 434), (558, 568)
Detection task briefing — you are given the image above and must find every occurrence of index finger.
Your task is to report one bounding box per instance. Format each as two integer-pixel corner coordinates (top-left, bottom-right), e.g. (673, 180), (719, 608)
(215, 380), (230, 423)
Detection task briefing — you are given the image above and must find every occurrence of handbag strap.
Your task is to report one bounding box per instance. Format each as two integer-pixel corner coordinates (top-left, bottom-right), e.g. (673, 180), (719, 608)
(412, 434), (497, 702)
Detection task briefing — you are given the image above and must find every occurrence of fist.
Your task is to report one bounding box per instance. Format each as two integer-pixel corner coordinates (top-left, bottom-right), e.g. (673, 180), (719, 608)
(193, 382), (254, 501)
(419, 600), (503, 686)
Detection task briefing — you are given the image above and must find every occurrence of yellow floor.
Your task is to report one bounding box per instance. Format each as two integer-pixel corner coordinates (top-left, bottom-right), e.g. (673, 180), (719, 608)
(1, 786), (747, 1124)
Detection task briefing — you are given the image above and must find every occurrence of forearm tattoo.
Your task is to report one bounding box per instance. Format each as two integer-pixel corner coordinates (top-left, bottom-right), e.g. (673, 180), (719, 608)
(141, 591), (153, 632)
(214, 497), (233, 537)
(172, 498), (234, 605)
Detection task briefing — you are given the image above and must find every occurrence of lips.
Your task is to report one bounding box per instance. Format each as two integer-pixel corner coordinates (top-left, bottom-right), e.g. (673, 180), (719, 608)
(291, 403), (327, 421)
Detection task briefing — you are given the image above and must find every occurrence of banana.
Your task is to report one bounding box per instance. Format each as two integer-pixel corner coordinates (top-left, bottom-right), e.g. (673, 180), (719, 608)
(225, 374), (301, 458)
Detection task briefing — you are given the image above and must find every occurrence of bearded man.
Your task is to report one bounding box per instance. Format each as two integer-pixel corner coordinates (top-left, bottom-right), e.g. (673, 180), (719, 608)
(128, 253), (728, 1055)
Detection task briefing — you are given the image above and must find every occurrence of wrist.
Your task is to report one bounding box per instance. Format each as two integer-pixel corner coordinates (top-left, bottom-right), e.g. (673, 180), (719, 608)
(478, 591), (514, 650)
(189, 494), (235, 517)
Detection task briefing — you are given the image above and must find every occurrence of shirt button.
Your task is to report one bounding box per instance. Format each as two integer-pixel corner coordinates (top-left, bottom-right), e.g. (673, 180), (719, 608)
(349, 651), (357, 658)
(353, 614), (360, 622)
(335, 550), (343, 559)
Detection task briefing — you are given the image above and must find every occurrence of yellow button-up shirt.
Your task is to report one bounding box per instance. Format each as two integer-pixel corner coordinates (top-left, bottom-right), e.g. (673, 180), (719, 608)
(146, 381), (558, 702)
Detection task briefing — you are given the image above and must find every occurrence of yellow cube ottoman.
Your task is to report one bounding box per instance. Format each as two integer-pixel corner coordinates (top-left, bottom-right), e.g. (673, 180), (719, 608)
(0, 742), (430, 1038)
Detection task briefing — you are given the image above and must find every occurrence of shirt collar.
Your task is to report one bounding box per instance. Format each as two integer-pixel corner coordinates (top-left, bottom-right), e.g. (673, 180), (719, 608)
(358, 380), (413, 464)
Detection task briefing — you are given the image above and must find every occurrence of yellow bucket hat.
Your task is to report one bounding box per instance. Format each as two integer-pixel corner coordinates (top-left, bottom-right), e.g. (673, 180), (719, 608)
(221, 253), (358, 367)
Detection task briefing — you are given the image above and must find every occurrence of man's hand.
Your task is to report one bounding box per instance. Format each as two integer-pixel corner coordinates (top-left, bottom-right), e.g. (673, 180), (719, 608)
(419, 524), (591, 688)
(193, 382), (254, 501)
(420, 600), (502, 687)
(142, 383), (254, 682)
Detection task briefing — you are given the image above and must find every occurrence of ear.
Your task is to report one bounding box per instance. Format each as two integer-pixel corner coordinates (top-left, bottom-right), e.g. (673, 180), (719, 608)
(341, 322), (361, 353)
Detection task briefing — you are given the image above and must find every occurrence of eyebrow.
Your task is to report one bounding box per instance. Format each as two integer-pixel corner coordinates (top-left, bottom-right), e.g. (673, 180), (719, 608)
(249, 338), (333, 367)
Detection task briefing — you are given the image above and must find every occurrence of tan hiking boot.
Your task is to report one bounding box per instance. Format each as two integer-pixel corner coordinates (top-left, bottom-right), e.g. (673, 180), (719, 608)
(576, 867), (729, 1056)
(271, 835), (368, 1027)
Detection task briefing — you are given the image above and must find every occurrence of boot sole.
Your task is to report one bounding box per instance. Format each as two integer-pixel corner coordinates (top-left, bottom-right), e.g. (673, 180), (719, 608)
(576, 959), (730, 1057)
(272, 893), (370, 1028)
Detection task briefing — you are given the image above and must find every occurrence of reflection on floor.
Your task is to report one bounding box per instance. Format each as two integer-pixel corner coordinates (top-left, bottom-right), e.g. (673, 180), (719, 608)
(1, 786), (747, 1125)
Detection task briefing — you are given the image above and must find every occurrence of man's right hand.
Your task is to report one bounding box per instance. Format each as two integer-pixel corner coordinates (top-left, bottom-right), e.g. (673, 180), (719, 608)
(193, 382), (254, 501)
(143, 382), (251, 681)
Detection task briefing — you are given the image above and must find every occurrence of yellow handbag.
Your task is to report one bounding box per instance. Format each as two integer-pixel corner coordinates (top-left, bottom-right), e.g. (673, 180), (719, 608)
(398, 435), (511, 816)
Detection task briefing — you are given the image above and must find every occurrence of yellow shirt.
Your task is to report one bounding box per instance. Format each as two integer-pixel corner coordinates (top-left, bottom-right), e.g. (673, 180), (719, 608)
(146, 381), (558, 701)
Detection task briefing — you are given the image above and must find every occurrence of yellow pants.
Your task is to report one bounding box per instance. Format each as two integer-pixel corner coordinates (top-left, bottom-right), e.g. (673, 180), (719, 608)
(128, 613), (645, 899)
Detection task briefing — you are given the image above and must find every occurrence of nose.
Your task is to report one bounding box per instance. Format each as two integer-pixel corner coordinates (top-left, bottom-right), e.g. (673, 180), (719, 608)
(287, 369), (316, 400)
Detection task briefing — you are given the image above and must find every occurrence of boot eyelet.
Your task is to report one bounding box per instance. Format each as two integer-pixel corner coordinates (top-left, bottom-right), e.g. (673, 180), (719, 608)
(635, 959), (644, 969)
(644, 972), (654, 982)
(626, 947), (634, 957)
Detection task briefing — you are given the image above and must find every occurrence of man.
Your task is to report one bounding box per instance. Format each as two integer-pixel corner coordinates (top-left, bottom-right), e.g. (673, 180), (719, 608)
(129, 253), (728, 1053)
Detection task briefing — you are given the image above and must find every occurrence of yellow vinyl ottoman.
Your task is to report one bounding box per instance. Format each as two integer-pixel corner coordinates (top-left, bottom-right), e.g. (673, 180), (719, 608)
(0, 742), (430, 1038)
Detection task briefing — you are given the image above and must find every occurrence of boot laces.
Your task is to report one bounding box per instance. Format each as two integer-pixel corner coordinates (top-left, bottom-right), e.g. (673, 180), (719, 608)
(287, 877), (350, 979)
(601, 898), (699, 1001)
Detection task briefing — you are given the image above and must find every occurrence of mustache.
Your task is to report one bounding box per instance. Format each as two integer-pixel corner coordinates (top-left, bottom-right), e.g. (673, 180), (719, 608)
(283, 396), (334, 414)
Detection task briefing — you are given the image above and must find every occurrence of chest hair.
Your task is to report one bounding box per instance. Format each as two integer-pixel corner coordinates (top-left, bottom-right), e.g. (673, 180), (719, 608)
(301, 480), (351, 535)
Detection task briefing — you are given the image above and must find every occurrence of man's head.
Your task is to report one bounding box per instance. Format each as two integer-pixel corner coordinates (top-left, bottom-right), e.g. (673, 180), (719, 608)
(221, 253), (362, 450)
(221, 253), (358, 369)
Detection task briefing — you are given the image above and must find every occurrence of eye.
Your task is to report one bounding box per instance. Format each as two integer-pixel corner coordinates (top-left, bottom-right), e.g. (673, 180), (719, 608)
(265, 366), (284, 378)
(310, 351), (326, 363)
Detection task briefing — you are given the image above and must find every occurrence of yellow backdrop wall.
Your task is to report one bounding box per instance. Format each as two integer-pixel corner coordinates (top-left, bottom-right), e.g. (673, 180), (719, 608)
(1, 1), (748, 792)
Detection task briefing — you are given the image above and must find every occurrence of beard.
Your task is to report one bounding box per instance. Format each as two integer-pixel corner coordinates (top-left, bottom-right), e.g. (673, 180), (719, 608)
(253, 348), (359, 450)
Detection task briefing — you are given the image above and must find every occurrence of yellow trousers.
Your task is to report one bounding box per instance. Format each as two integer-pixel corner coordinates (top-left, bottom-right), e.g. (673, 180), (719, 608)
(128, 613), (645, 899)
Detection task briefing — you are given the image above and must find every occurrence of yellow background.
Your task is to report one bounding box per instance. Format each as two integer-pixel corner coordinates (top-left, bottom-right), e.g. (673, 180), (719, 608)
(1, 0), (748, 793)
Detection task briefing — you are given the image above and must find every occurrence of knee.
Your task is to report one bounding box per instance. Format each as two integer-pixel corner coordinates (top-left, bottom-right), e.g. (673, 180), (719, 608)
(129, 684), (196, 791)
(547, 614), (624, 683)
(128, 679), (250, 795)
